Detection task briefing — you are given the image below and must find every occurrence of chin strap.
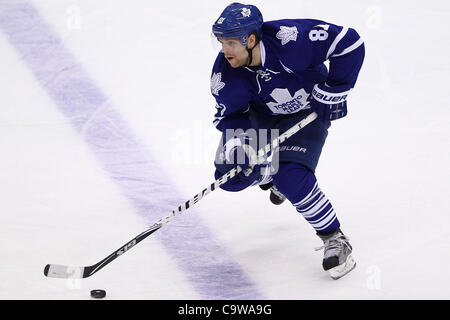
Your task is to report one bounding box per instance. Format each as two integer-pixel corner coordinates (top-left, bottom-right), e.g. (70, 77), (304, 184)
(246, 46), (253, 66)
(245, 39), (261, 66)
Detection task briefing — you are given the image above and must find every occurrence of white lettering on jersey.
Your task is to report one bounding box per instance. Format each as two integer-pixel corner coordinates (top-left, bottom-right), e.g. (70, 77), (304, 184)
(213, 103), (227, 127)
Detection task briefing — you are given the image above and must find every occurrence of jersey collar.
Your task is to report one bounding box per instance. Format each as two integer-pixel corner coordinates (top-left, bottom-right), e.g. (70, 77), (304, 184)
(260, 40), (266, 66)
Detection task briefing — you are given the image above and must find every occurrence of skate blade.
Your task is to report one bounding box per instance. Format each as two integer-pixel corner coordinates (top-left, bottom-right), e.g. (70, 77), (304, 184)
(327, 254), (356, 280)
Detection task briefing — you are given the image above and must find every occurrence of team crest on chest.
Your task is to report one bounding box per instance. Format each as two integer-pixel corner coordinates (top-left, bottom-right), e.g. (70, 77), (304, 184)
(266, 88), (310, 114)
(276, 26), (299, 45)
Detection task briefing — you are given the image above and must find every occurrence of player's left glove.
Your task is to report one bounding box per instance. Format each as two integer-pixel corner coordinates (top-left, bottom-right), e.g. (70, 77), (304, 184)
(310, 83), (349, 121)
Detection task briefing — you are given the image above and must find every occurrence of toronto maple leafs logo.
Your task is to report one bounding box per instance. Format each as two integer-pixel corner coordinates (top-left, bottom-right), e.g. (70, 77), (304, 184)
(266, 88), (310, 114)
(276, 26), (299, 45)
(211, 72), (225, 96)
(241, 8), (251, 17)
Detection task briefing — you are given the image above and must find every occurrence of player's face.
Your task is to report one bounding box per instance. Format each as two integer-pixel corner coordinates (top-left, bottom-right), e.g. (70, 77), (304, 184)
(218, 38), (248, 68)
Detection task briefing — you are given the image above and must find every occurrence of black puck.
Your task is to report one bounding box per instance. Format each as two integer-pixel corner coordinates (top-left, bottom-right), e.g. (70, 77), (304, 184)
(90, 289), (106, 299)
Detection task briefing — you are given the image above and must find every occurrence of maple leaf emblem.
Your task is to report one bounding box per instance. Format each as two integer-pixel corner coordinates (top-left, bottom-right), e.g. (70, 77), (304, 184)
(276, 26), (299, 45)
(266, 88), (310, 114)
(211, 72), (225, 96)
(241, 8), (251, 17)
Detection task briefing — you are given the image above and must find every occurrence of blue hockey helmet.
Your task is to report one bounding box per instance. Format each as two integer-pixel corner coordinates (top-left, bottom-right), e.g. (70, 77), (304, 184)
(212, 3), (263, 46)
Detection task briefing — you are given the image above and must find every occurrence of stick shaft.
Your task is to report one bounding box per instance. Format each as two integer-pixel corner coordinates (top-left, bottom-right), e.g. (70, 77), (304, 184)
(158, 112), (318, 226)
(44, 112), (317, 279)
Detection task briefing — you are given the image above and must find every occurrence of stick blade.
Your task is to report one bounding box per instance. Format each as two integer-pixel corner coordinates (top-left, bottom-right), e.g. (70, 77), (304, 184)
(44, 264), (85, 279)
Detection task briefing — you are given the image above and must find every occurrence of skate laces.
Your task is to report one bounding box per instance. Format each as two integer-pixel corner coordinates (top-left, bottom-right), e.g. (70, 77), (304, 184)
(315, 234), (350, 253)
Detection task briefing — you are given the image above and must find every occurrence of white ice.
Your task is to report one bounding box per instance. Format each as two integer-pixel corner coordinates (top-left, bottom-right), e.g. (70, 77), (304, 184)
(1, 0), (449, 299)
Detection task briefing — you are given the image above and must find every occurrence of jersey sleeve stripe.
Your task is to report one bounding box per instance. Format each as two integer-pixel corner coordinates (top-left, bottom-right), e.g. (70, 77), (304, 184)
(331, 37), (364, 58)
(326, 26), (348, 60)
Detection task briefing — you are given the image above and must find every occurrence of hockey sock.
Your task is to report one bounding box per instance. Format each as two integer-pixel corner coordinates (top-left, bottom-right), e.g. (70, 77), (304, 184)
(273, 162), (340, 234)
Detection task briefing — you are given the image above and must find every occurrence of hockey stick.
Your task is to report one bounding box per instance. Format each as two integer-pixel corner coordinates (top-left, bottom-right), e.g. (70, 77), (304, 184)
(44, 112), (318, 279)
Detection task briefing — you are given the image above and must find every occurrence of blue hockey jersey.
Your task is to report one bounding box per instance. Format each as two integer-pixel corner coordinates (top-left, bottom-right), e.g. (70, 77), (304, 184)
(210, 19), (365, 132)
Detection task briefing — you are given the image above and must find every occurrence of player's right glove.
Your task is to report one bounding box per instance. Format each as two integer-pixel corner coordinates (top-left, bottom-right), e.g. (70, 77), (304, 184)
(214, 131), (271, 192)
(310, 83), (349, 121)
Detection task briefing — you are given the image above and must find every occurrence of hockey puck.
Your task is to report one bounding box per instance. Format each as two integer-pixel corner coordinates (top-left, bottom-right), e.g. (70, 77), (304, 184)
(90, 289), (106, 299)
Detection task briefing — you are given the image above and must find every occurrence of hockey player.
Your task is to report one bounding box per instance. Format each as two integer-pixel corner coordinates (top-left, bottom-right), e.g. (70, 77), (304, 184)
(210, 3), (364, 279)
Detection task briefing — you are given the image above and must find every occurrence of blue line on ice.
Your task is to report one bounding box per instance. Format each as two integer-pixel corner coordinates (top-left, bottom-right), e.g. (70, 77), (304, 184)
(0, 0), (263, 299)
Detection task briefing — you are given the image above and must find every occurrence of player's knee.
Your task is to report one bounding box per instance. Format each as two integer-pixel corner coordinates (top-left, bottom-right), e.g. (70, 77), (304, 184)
(272, 162), (317, 203)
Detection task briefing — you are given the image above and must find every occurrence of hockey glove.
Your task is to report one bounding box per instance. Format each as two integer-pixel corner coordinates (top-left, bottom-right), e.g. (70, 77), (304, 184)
(310, 83), (349, 121)
(214, 131), (271, 192)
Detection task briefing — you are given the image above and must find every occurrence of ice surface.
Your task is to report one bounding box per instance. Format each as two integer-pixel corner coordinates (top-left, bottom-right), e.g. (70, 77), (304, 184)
(0, 0), (449, 299)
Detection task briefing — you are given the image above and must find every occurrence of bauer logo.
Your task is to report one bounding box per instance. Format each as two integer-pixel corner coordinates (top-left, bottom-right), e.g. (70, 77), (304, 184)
(117, 240), (137, 255)
(312, 87), (348, 104)
(275, 145), (307, 153)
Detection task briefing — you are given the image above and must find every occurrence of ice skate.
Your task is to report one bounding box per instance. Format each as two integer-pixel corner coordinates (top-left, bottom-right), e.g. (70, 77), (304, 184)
(259, 183), (286, 205)
(316, 229), (356, 280)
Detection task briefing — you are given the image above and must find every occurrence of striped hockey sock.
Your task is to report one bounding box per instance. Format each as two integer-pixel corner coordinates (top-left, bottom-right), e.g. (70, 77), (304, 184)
(293, 181), (340, 234)
(273, 163), (341, 234)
